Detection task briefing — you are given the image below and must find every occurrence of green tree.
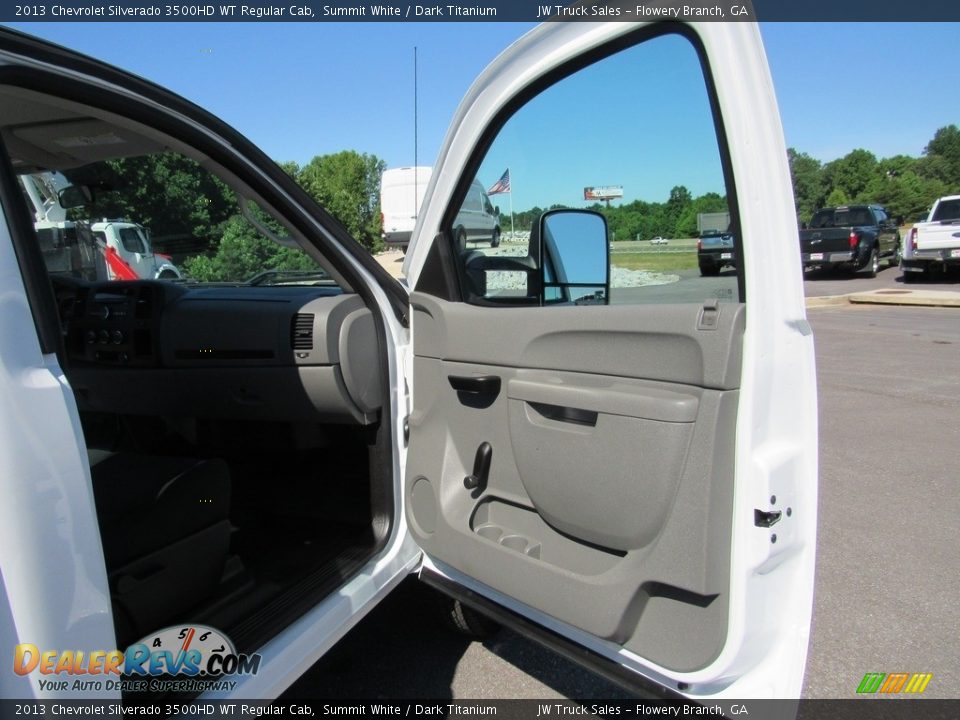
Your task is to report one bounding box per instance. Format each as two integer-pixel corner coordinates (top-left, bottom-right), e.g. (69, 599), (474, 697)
(918, 125), (960, 190)
(296, 151), (386, 252)
(675, 192), (727, 238)
(825, 187), (851, 207)
(788, 149), (825, 223)
(821, 149), (877, 203)
(183, 213), (317, 282)
(71, 153), (235, 249)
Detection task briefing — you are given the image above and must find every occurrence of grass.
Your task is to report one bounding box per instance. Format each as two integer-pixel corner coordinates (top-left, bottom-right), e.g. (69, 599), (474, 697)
(612, 251), (698, 273)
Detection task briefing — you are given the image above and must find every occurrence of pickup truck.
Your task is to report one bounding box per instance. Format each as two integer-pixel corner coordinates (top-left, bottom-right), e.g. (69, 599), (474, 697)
(697, 229), (735, 275)
(800, 204), (900, 277)
(901, 195), (960, 281)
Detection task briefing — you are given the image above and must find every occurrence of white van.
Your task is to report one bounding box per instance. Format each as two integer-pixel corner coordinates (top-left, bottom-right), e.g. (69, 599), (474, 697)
(380, 166), (432, 250)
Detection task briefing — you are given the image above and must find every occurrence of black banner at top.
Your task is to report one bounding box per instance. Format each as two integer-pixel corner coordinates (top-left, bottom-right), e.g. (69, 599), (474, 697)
(3, 0), (960, 23)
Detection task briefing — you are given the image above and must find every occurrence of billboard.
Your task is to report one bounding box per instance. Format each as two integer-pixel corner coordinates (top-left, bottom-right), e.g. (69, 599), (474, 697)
(583, 185), (623, 201)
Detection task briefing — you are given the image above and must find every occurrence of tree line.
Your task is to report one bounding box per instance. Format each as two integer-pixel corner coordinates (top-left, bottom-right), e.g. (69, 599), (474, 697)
(72, 124), (959, 280)
(73, 150), (384, 282)
(512, 125), (960, 242)
(788, 125), (960, 224)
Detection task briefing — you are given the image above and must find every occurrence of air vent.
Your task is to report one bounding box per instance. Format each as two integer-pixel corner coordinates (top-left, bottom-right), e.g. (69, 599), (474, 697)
(291, 313), (314, 350)
(135, 286), (154, 319)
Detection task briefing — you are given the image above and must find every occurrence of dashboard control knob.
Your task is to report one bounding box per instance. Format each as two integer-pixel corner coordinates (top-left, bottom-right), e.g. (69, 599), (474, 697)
(111, 330), (124, 345)
(85, 331), (96, 344)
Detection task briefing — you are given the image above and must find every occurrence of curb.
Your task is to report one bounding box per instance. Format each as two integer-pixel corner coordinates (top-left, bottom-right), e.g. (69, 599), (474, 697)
(848, 290), (960, 307)
(806, 290), (960, 309)
(805, 295), (850, 308)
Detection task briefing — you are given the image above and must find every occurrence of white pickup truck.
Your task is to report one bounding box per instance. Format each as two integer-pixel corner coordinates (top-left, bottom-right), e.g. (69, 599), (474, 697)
(901, 195), (960, 281)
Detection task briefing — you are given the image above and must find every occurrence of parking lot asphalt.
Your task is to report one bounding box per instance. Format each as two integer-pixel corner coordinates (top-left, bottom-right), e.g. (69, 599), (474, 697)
(801, 304), (960, 699)
(288, 264), (959, 701)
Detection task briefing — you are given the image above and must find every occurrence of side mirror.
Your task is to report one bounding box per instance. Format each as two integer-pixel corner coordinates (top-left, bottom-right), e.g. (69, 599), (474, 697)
(57, 185), (93, 209)
(494, 206), (501, 216)
(539, 209), (610, 306)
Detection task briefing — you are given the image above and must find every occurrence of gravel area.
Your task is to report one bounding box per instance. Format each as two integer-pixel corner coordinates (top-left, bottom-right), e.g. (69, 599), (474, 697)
(374, 243), (680, 289)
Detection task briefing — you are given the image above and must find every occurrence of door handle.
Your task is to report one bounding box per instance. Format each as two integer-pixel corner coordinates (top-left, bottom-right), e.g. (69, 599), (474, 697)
(448, 375), (501, 409)
(448, 375), (501, 397)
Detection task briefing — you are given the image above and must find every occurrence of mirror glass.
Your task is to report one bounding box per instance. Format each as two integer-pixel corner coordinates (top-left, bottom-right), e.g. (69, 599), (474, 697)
(542, 210), (609, 305)
(57, 185), (92, 209)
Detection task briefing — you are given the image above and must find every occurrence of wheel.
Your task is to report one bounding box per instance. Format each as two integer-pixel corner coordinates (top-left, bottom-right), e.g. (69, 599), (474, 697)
(861, 247), (879, 278)
(890, 238), (901, 267)
(490, 228), (501, 248)
(435, 595), (501, 639)
(158, 270), (178, 279)
(903, 269), (923, 284)
(699, 265), (720, 277)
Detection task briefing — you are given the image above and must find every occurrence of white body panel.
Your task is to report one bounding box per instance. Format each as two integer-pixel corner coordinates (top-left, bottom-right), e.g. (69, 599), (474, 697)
(0, 220), (116, 700)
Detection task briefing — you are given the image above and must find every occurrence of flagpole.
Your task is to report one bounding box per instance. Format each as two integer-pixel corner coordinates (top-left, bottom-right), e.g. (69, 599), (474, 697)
(508, 168), (514, 239)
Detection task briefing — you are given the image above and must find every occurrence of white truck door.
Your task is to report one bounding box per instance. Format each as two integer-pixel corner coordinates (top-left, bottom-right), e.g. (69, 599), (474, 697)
(405, 21), (818, 699)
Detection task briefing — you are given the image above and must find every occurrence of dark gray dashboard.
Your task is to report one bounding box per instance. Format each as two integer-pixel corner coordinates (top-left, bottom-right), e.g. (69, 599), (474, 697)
(62, 281), (382, 425)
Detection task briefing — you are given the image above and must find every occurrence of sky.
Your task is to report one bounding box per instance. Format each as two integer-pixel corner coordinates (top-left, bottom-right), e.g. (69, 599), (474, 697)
(4, 20), (960, 206)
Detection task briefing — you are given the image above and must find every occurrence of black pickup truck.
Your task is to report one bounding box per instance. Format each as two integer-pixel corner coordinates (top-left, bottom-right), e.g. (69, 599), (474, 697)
(697, 230), (735, 276)
(800, 205), (900, 277)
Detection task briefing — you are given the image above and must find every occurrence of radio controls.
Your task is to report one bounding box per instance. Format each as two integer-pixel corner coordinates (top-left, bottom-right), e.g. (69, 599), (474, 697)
(111, 330), (124, 345)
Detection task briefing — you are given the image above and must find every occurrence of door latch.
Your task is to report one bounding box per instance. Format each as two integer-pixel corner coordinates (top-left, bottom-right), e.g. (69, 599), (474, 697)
(754, 508), (782, 528)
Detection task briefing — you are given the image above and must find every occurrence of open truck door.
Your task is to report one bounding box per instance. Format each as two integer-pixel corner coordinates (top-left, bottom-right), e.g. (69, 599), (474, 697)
(404, 21), (818, 699)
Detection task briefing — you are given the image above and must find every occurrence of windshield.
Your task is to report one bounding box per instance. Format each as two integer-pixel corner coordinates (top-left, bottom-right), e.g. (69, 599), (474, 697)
(23, 152), (337, 288)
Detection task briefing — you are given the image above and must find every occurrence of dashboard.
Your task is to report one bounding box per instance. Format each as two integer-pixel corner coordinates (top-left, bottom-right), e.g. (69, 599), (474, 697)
(55, 279), (383, 425)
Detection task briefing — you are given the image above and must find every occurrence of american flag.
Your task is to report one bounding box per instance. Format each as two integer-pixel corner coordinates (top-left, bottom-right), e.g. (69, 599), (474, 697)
(487, 169), (510, 195)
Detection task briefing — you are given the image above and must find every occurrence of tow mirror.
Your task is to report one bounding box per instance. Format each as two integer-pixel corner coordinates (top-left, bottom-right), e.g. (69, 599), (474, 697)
(539, 209), (610, 305)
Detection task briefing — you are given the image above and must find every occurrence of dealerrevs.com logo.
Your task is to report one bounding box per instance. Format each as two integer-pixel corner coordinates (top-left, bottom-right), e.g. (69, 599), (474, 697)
(13, 625), (260, 693)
